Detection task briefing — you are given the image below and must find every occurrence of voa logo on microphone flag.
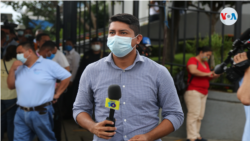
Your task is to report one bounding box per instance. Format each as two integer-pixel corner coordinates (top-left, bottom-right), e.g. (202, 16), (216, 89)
(105, 98), (120, 110)
(220, 7), (238, 26)
(108, 102), (116, 108)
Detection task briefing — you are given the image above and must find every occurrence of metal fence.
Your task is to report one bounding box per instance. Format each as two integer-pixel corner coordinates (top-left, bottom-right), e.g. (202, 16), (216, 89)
(61, 1), (127, 55)
(58, 1), (246, 92)
(147, 1), (245, 92)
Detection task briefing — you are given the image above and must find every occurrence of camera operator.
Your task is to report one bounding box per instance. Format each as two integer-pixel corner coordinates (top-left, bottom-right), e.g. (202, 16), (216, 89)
(233, 52), (250, 141)
(235, 52), (250, 105)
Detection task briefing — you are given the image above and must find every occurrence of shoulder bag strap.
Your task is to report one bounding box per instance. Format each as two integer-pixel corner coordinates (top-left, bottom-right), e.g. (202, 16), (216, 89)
(3, 59), (9, 75)
(188, 61), (199, 85)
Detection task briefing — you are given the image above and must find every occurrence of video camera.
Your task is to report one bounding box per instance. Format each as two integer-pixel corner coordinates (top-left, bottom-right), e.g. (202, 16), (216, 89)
(214, 28), (250, 82)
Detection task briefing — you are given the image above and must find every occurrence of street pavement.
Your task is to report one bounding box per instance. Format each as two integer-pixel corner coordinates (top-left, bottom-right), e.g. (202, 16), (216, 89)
(2, 118), (240, 141)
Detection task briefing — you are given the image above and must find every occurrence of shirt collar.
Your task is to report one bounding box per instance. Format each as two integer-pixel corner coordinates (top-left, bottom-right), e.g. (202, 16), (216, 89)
(69, 48), (75, 54)
(36, 56), (43, 63)
(24, 56), (43, 68)
(105, 50), (144, 69)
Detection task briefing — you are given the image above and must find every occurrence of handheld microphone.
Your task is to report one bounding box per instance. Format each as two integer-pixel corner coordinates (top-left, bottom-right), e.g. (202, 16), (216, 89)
(105, 85), (122, 137)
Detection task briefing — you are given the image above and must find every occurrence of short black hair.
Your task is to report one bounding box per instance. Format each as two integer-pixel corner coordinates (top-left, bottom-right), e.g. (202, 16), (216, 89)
(1, 30), (6, 40)
(66, 38), (73, 43)
(109, 13), (140, 36)
(18, 42), (36, 53)
(3, 45), (17, 61)
(25, 28), (33, 34)
(10, 28), (16, 35)
(40, 41), (56, 51)
(1, 25), (11, 31)
(197, 46), (213, 53)
(25, 28), (33, 31)
(36, 33), (50, 41)
(90, 37), (101, 43)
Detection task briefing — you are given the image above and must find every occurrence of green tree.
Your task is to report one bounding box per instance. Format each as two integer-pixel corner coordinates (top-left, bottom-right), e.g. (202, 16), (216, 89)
(2, 1), (59, 28)
(78, 1), (109, 32)
(161, 1), (236, 65)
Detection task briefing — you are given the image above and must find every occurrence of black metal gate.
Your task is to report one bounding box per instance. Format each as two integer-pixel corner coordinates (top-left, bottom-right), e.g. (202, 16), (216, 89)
(60, 1), (127, 55)
(146, 1), (245, 92)
(57, 1), (248, 92)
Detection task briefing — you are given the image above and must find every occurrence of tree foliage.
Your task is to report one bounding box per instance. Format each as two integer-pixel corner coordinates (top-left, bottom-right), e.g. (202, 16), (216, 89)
(2, 1), (58, 26)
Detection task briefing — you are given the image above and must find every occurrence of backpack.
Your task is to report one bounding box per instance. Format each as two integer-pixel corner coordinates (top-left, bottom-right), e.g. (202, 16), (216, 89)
(174, 69), (188, 97)
(174, 62), (198, 96)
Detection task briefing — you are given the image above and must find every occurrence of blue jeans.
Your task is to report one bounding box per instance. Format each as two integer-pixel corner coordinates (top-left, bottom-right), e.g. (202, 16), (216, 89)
(14, 104), (56, 141)
(1, 99), (18, 141)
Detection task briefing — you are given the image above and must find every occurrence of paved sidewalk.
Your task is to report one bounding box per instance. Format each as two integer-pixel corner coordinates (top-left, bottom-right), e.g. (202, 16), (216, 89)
(2, 118), (240, 141)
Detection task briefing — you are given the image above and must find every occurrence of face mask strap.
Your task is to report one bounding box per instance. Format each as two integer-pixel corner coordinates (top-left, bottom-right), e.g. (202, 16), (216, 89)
(132, 34), (140, 39)
(24, 50), (31, 59)
(131, 34), (140, 48)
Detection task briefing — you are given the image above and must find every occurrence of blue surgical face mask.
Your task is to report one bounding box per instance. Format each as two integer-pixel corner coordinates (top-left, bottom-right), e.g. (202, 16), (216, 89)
(17, 53), (29, 64)
(65, 45), (73, 51)
(25, 34), (32, 38)
(107, 35), (138, 57)
(18, 31), (24, 36)
(46, 53), (55, 60)
(6, 35), (10, 41)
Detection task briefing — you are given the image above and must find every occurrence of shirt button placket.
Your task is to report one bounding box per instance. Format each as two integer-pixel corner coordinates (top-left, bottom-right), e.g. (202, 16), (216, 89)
(121, 69), (127, 138)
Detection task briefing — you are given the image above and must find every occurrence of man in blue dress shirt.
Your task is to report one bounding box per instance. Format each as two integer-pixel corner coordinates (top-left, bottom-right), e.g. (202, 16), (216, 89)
(73, 13), (184, 141)
(7, 42), (71, 141)
(234, 52), (250, 141)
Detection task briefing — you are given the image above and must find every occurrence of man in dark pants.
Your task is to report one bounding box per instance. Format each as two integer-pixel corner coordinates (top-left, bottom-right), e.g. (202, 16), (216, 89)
(72, 37), (108, 120)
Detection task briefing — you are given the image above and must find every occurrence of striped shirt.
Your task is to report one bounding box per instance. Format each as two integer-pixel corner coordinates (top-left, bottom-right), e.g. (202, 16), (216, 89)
(73, 51), (184, 141)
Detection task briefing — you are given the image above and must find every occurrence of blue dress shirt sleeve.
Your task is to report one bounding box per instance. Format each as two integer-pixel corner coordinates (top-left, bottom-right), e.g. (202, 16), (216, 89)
(156, 66), (184, 131)
(73, 64), (94, 123)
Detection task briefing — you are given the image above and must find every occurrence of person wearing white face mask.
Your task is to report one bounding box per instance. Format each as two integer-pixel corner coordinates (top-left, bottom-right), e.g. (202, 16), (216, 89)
(71, 37), (108, 120)
(73, 13), (184, 141)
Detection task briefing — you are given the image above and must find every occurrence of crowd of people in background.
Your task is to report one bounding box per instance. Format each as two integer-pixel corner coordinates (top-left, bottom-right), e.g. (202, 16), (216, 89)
(0, 23), (107, 141)
(1, 22), (155, 141)
(1, 13), (250, 141)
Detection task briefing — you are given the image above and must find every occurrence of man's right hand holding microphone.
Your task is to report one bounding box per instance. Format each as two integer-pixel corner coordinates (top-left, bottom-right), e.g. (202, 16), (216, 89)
(89, 120), (117, 140)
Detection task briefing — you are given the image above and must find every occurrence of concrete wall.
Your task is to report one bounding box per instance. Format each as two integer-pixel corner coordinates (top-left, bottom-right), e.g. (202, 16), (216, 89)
(108, 1), (149, 18)
(168, 90), (246, 141)
(140, 13), (250, 42)
(177, 13), (250, 39)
